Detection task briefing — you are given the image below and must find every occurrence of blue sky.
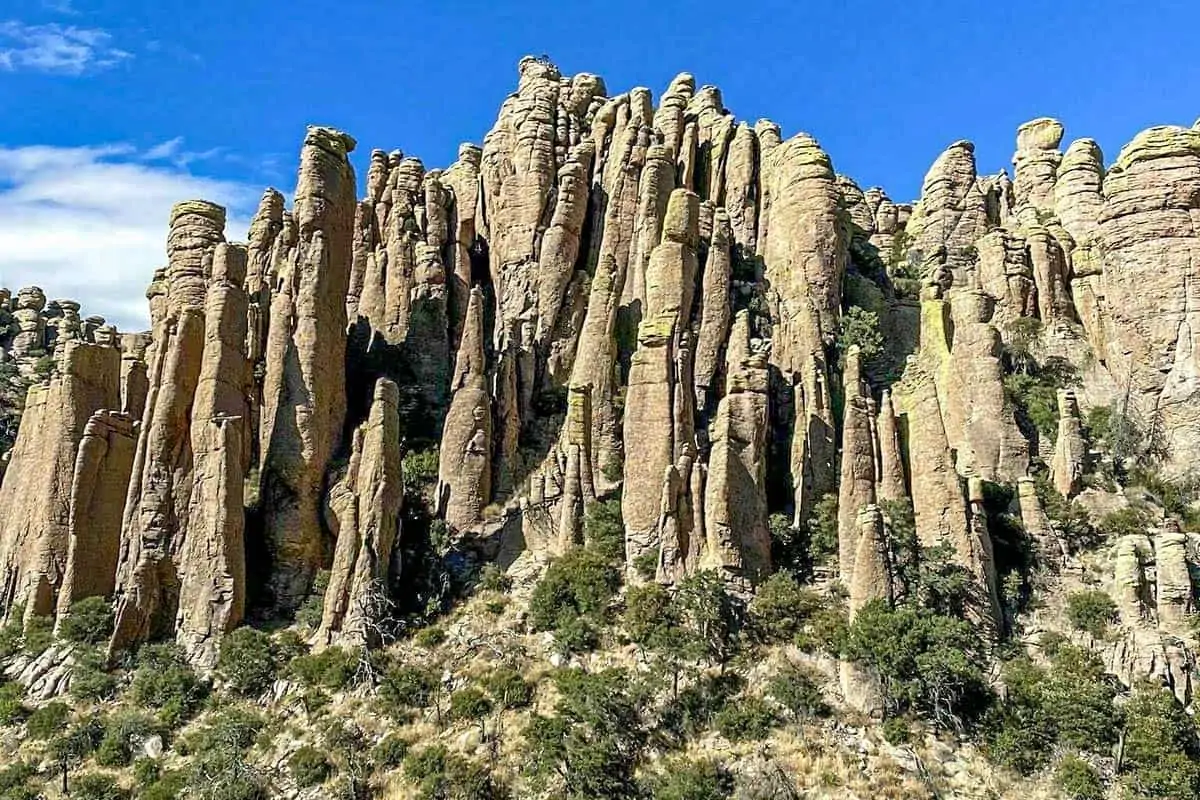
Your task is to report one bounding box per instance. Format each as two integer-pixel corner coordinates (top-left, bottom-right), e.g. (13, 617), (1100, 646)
(2, 0), (1198, 330)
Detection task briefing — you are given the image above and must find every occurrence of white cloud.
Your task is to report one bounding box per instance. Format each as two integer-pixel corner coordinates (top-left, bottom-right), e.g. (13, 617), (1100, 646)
(0, 20), (130, 75)
(0, 143), (257, 332)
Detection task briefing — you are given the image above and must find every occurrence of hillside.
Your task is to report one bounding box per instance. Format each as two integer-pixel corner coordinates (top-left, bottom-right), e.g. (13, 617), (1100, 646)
(0, 56), (1198, 799)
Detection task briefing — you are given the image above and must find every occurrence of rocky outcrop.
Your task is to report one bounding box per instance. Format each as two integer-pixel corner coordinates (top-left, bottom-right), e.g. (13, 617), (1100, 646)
(317, 378), (403, 648)
(702, 312), (770, 585)
(54, 410), (137, 619)
(1099, 125), (1200, 476)
(0, 340), (121, 620)
(438, 287), (492, 532)
(837, 347), (877, 583)
(904, 141), (989, 281)
(1012, 117), (1064, 222)
(111, 201), (227, 652)
(259, 127), (356, 610)
(176, 244), (252, 668)
(1050, 390), (1088, 499)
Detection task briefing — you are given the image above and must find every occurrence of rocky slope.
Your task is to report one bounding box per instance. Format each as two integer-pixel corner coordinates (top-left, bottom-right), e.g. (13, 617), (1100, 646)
(0, 57), (1197, 800)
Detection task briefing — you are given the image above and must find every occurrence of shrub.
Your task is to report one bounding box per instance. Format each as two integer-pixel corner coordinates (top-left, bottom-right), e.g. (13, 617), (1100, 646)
(766, 661), (828, 720)
(644, 758), (733, 800)
(22, 615), (53, 656)
(674, 570), (740, 665)
(659, 672), (743, 742)
(1120, 682), (1200, 799)
(289, 745), (332, 788)
(129, 644), (207, 725)
(714, 696), (776, 741)
(842, 600), (990, 728)
(583, 498), (625, 564)
(1003, 356), (1077, 439)
(1056, 755), (1104, 800)
(217, 627), (277, 697)
(0, 683), (28, 725)
(26, 700), (69, 739)
(372, 733), (410, 769)
(288, 645), (359, 691)
(805, 494), (839, 566)
(58, 596), (114, 645)
(182, 706), (265, 756)
(525, 669), (646, 799)
(70, 648), (120, 701)
(881, 715), (912, 745)
(1066, 590), (1118, 638)
(403, 744), (505, 800)
(96, 709), (160, 767)
(138, 769), (187, 800)
(477, 563), (512, 593)
(379, 664), (438, 719)
(47, 714), (104, 771)
(70, 773), (129, 800)
(749, 572), (821, 642)
(294, 569), (330, 631)
(528, 547), (620, 652)
(413, 626), (446, 648)
(836, 306), (885, 365)
(448, 686), (492, 723)
(1097, 506), (1150, 539)
(0, 761), (35, 795)
(482, 666), (533, 709)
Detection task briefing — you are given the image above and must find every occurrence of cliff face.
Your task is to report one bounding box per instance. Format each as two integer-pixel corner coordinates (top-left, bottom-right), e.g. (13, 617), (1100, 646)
(0, 59), (1196, 712)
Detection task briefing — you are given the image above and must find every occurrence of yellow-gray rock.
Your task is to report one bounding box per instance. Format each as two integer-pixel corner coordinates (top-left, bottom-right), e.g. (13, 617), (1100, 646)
(703, 312), (770, 586)
(0, 340), (120, 621)
(905, 141), (989, 281)
(758, 134), (845, 522)
(1012, 118), (1064, 220)
(623, 189), (700, 573)
(1054, 139), (1104, 244)
(837, 347), (877, 582)
(119, 333), (151, 421)
(875, 390), (907, 502)
(438, 287), (491, 532)
(54, 410), (137, 622)
(1050, 390), (1087, 499)
(1154, 528), (1195, 633)
(694, 208), (732, 406)
(176, 244), (252, 668)
(442, 144), (482, 351)
(1015, 477), (1064, 567)
(317, 378), (403, 648)
(259, 126), (356, 610)
(111, 201), (226, 653)
(1099, 124), (1200, 477)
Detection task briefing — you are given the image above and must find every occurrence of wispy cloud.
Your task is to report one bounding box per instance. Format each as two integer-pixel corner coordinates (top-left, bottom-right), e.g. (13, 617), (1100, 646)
(142, 136), (226, 168)
(0, 20), (130, 75)
(41, 0), (79, 14)
(0, 143), (257, 332)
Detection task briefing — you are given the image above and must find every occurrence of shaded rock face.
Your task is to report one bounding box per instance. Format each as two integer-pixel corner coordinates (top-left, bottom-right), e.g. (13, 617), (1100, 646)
(4, 56), (1200, 690)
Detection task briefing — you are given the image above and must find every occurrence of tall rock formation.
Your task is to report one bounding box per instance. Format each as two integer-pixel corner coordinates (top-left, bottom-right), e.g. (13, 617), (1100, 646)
(259, 127), (356, 610)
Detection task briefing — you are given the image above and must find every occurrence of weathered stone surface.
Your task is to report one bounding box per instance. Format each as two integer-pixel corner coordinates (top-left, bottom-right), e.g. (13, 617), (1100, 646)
(694, 207), (732, 406)
(119, 333), (151, 421)
(837, 347), (877, 583)
(702, 312), (770, 585)
(111, 201), (226, 652)
(259, 127), (356, 610)
(176, 244), (252, 668)
(0, 341), (120, 621)
(1099, 124), (1200, 476)
(1054, 138), (1104, 244)
(905, 141), (989, 281)
(55, 410), (137, 620)
(438, 287), (492, 532)
(317, 378), (403, 648)
(1012, 117), (1064, 219)
(758, 133), (845, 523)
(1050, 390), (1087, 499)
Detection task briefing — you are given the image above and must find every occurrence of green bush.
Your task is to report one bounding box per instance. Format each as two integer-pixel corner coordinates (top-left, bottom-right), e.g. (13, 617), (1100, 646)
(59, 596), (114, 645)
(26, 700), (69, 739)
(289, 745), (332, 788)
(216, 627), (278, 697)
(379, 664), (438, 719)
(294, 569), (330, 631)
(482, 666), (533, 709)
(643, 758), (733, 800)
(137, 769), (187, 800)
(182, 706), (265, 756)
(528, 546), (620, 652)
(766, 661), (828, 720)
(22, 615), (53, 656)
(1056, 755), (1104, 800)
(129, 644), (207, 725)
(47, 714), (104, 770)
(659, 672), (743, 742)
(1097, 506), (1150, 539)
(749, 572), (821, 642)
(288, 645), (359, 691)
(448, 686), (492, 723)
(881, 715), (912, 745)
(805, 494), (839, 566)
(70, 647), (120, 701)
(583, 498), (625, 564)
(372, 733), (410, 769)
(674, 570), (740, 666)
(714, 696), (776, 741)
(96, 709), (160, 767)
(413, 626), (446, 648)
(403, 744), (505, 800)
(1120, 682), (1200, 799)
(0, 683), (28, 725)
(836, 306), (885, 366)
(0, 760), (36, 797)
(477, 563), (512, 593)
(842, 600), (990, 728)
(1003, 356), (1077, 439)
(525, 668), (646, 799)
(1066, 590), (1118, 638)
(70, 773), (129, 800)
